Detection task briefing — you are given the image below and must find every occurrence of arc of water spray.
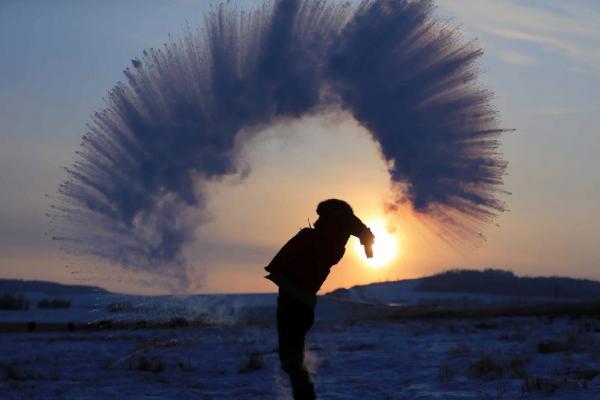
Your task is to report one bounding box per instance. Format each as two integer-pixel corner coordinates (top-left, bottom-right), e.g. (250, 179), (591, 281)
(51, 0), (509, 290)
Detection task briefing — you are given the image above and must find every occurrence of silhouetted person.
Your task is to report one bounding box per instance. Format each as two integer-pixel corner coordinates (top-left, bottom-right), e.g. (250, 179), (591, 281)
(265, 199), (374, 400)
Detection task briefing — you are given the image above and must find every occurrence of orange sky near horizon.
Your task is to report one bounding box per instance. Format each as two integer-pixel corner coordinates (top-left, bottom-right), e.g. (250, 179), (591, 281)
(0, 113), (479, 295)
(2, 1), (600, 295)
(3, 111), (593, 296)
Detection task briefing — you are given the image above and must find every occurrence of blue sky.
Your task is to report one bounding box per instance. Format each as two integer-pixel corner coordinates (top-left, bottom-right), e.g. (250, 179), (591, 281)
(435, 0), (600, 274)
(0, 0), (599, 293)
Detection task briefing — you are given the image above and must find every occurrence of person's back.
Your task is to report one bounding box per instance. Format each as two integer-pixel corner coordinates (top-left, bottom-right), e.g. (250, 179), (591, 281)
(265, 199), (374, 399)
(265, 227), (347, 298)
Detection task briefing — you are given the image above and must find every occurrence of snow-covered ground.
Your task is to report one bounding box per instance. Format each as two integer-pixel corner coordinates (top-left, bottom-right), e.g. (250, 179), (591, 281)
(0, 292), (277, 324)
(1, 293), (599, 399)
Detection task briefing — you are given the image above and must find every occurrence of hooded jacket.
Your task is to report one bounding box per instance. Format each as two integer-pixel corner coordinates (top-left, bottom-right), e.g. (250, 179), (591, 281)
(265, 214), (371, 306)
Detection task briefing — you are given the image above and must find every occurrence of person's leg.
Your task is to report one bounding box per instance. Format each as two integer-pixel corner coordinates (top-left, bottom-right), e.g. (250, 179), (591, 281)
(277, 292), (316, 400)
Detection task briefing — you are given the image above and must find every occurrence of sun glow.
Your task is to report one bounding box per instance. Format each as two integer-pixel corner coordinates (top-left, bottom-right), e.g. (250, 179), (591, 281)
(354, 219), (400, 268)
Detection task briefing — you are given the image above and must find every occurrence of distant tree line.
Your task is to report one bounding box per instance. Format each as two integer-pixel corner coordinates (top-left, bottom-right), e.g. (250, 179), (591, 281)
(0, 293), (30, 310)
(416, 269), (600, 299)
(37, 298), (71, 309)
(0, 293), (72, 310)
(0, 279), (107, 295)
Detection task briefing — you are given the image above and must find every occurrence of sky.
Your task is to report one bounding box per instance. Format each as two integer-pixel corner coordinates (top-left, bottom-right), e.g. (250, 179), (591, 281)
(0, 0), (599, 295)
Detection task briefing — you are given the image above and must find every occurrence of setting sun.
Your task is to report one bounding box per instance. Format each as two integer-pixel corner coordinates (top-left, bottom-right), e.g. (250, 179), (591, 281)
(354, 219), (400, 268)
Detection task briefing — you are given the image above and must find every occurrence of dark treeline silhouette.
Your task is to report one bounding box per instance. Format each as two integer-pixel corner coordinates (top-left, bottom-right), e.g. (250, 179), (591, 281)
(416, 269), (600, 300)
(0, 293), (30, 310)
(0, 279), (108, 296)
(37, 298), (71, 309)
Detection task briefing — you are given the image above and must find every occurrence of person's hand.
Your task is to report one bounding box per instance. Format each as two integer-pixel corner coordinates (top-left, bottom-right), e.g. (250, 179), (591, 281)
(359, 227), (375, 258)
(359, 227), (375, 246)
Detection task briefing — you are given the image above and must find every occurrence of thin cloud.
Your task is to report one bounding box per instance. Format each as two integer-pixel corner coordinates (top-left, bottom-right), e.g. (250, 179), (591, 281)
(497, 49), (536, 67)
(439, 0), (600, 74)
(535, 106), (578, 117)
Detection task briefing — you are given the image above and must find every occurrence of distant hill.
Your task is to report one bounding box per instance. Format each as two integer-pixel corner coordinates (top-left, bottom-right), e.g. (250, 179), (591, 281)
(415, 269), (600, 300)
(0, 279), (109, 296)
(326, 269), (600, 305)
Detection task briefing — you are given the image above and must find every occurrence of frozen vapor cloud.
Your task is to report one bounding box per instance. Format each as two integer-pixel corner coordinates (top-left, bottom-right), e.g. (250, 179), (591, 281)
(52, 0), (508, 289)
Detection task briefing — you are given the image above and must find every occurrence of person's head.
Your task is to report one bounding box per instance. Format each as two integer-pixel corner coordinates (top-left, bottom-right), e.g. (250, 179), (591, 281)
(314, 199), (375, 256)
(315, 199), (353, 221)
(314, 199), (375, 257)
(314, 199), (363, 235)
